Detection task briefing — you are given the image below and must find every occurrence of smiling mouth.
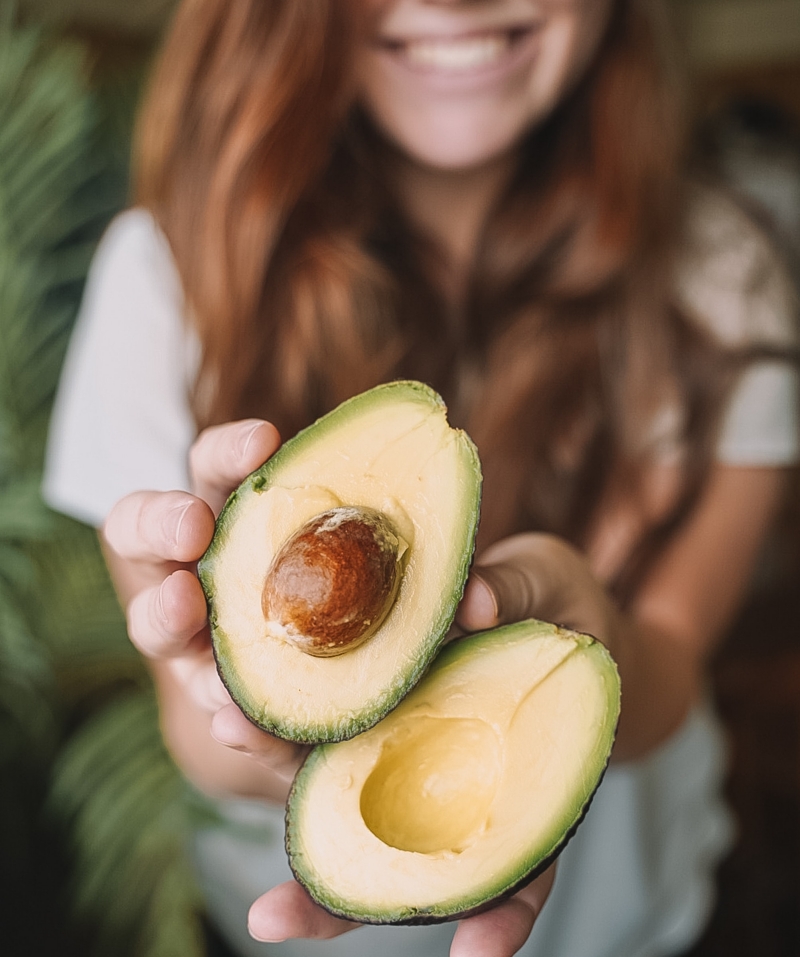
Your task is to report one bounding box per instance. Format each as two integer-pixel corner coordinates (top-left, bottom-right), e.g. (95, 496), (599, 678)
(380, 26), (538, 73)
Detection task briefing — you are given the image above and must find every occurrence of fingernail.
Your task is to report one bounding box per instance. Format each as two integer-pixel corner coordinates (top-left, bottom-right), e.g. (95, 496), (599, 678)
(470, 569), (500, 622)
(209, 722), (249, 752)
(248, 921), (286, 943)
(164, 501), (192, 549)
(210, 704), (248, 749)
(238, 420), (264, 461)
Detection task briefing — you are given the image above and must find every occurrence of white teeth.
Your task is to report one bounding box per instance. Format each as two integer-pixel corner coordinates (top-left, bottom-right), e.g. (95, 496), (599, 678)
(404, 34), (510, 72)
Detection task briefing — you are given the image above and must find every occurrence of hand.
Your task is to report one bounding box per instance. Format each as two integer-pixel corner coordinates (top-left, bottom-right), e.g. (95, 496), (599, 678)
(248, 867), (556, 956)
(246, 535), (590, 954)
(102, 419), (308, 790)
(457, 532), (621, 654)
(105, 442), (562, 953)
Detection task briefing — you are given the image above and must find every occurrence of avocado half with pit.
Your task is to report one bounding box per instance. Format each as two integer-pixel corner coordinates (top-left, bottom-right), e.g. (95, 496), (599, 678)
(198, 380), (481, 743)
(286, 619), (621, 923)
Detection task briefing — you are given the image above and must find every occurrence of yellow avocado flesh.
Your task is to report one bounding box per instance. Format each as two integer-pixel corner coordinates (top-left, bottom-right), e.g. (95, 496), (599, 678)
(287, 621), (621, 922)
(202, 382), (481, 742)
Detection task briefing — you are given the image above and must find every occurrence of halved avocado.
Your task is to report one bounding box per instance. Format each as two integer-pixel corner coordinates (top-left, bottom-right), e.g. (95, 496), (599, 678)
(198, 381), (481, 743)
(286, 619), (621, 924)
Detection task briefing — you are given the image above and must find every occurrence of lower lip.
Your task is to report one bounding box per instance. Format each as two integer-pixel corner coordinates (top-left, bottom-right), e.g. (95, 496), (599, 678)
(375, 28), (542, 95)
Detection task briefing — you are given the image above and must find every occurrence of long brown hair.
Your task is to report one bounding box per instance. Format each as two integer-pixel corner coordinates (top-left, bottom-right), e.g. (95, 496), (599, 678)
(135, 0), (762, 596)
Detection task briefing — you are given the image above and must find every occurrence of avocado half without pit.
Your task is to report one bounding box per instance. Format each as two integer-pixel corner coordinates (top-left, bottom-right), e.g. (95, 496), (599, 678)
(198, 380), (482, 743)
(286, 619), (621, 924)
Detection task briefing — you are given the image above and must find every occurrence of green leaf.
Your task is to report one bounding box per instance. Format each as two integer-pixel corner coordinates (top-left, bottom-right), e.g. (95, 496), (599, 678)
(52, 694), (211, 957)
(0, 19), (209, 957)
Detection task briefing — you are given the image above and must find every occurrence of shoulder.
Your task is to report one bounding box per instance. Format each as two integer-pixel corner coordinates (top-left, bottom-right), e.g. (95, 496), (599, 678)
(74, 206), (194, 367)
(89, 207), (182, 303)
(43, 208), (199, 526)
(673, 187), (799, 465)
(102, 205), (162, 246)
(676, 184), (798, 348)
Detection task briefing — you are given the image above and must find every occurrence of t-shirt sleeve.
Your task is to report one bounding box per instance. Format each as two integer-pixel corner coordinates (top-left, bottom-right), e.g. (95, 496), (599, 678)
(717, 360), (799, 465)
(678, 188), (800, 467)
(42, 208), (200, 528)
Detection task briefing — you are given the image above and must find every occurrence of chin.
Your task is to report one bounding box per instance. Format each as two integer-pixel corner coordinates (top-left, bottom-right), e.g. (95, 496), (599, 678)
(388, 114), (527, 173)
(408, 140), (515, 172)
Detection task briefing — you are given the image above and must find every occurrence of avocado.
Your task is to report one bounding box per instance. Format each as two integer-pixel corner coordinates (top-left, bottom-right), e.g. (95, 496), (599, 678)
(198, 381), (482, 743)
(286, 619), (620, 924)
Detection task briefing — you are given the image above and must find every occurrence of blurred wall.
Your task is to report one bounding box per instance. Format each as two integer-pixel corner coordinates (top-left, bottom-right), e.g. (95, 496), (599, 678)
(675, 0), (800, 70)
(18, 0), (174, 36)
(674, 0), (800, 125)
(15, 1), (800, 110)
(15, 0), (800, 68)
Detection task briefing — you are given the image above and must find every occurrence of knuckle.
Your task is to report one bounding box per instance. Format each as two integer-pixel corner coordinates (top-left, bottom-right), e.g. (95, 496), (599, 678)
(105, 491), (197, 561)
(102, 492), (143, 554)
(188, 425), (217, 476)
(127, 580), (190, 659)
(126, 590), (162, 657)
(189, 422), (240, 478)
(187, 664), (223, 712)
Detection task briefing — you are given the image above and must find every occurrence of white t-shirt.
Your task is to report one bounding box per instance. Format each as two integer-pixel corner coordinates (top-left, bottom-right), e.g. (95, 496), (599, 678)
(43, 194), (798, 957)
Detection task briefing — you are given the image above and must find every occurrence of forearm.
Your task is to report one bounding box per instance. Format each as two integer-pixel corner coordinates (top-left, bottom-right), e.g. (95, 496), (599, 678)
(608, 466), (791, 761)
(608, 613), (702, 762)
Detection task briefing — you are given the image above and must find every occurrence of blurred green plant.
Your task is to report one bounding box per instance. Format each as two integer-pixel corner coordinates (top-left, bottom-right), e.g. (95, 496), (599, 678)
(0, 15), (211, 957)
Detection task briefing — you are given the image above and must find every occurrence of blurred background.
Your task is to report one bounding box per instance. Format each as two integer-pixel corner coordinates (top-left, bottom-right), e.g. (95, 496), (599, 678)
(0, 1), (798, 955)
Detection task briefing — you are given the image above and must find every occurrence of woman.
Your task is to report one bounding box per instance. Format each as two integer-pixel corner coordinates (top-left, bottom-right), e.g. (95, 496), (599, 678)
(44, 1), (798, 955)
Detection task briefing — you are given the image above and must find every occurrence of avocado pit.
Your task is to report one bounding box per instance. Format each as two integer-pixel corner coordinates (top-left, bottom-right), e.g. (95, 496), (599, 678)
(262, 506), (404, 657)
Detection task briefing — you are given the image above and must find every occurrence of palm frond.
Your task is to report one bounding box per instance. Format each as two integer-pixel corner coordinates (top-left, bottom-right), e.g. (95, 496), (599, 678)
(52, 693), (211, 957)
(0, 19), (110, 756)
(0, 18), (213, 957)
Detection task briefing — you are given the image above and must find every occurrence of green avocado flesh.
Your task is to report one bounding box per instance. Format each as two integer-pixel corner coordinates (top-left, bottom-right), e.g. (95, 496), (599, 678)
(198, 381), (482, 743)
(286, 620), (621, 924)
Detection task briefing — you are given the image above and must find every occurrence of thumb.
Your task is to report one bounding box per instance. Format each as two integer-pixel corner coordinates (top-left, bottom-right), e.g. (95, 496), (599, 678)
(456, 533), (614, 641)
(457, 562), (539, 632)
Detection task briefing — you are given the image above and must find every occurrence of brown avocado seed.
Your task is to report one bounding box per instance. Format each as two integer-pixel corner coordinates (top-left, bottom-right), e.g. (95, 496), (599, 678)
(262, 506), (404, 657)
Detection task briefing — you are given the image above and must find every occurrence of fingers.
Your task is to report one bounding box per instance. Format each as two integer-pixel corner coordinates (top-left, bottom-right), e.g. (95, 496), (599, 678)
(126, 570), (228, 712)
(248, 871), (551, 955)
(211, 704), (310, 783)
(457, 533), (614, 642)
(450, 866), (556, 957)
(127, 568), (209, 658)
(104, 420), (281, 569)
(248, 881), (359, 943)
(104, 491), (216, 567)
(169, 650), (232, 713)
(190, 419), (281, 516)
(458, 563), (536, 631)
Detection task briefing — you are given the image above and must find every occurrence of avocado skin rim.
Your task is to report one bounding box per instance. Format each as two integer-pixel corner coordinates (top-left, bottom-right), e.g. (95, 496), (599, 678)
(197, 380), (482, 744)
(284, 767), (611, 925)
(283, 623), (620, 925)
